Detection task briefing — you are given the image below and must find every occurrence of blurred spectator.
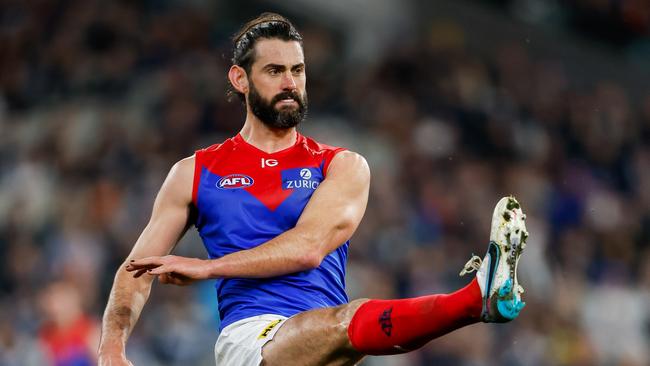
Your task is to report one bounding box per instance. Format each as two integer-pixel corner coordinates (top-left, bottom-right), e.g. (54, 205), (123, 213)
(38, 282), (100, 366)
(0, 1), (648, 365)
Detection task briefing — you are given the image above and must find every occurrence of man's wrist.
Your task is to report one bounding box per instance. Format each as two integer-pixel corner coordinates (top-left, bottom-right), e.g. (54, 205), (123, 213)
(98, 340), (126, 356)
(203, 258), (220, 279)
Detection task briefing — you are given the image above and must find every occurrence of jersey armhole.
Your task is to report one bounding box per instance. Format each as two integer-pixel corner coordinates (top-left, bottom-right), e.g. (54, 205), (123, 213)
(191, 150), (203, 207)
(322, 148), (347, 177)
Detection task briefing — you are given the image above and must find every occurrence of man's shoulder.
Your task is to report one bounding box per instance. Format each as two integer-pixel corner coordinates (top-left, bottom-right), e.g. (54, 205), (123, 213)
(298, 134), (346, 175)
(298, 134), (368, 176)
(171, 155), (196, 180)
(192, 137), (241, 170)
(326, 150), (369, 177)
(196, 136), (237, 155)
(300, 133), (346, 154)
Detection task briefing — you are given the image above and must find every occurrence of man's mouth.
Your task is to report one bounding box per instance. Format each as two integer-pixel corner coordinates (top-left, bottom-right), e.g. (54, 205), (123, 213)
(276, 99), (298, 106)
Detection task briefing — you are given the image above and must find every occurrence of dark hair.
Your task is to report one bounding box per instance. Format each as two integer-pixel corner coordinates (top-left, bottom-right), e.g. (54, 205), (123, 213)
(228, 13), (303, 102)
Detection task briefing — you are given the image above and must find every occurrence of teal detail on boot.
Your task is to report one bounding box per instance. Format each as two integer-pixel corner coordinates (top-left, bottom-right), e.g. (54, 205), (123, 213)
(496, 278), (526, 320)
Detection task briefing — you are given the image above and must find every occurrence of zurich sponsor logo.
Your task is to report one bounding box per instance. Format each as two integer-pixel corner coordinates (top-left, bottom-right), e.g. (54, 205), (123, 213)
(300, 168), (312, 180)
(217, 174), (254, 189)
(284, 168), (319, 190)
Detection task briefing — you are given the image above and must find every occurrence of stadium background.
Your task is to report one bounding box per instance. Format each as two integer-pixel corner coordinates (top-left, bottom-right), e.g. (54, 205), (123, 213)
(1, 0), (649, 365)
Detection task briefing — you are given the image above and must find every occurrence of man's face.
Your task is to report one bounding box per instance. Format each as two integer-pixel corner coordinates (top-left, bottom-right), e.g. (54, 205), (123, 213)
(246, 39), (308, 129)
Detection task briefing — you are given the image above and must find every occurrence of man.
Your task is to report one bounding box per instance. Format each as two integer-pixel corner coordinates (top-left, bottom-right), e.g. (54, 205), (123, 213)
(98, 13), (528, 366)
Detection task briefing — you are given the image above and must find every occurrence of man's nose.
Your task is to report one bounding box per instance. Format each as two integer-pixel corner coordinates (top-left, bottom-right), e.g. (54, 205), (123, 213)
(281, 72), (297, 91)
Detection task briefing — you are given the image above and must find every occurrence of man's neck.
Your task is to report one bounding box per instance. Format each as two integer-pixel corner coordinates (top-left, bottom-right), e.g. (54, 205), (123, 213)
(239, 114), (297, 154)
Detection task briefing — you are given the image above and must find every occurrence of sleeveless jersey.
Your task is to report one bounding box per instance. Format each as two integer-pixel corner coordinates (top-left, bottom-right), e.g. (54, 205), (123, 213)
(192, 133), (349, 330)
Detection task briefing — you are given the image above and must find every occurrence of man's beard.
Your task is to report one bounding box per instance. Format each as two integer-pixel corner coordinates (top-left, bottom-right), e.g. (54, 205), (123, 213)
(248, 81), (308, 129)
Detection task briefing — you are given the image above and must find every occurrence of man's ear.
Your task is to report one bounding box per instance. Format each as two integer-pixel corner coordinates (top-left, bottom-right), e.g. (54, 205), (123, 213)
(228, 65), (249, 94)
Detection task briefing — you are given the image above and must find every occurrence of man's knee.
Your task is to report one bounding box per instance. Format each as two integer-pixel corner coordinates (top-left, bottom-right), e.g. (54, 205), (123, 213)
(332, 298), (370, 344)
(262, 301), (370, 365)
(336, 298), (370, 324)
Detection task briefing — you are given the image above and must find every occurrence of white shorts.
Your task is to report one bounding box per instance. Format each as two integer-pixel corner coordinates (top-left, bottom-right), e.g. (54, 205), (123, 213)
(214, 314), (288, 366)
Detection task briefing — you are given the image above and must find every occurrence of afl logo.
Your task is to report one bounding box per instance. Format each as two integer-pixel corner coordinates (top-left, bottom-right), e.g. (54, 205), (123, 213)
(300, 169), (312, 180)
(217, 174), (254, 189)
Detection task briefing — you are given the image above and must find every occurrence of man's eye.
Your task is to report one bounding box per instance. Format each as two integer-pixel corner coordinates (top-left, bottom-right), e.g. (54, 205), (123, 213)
(269, 69), (280, 75)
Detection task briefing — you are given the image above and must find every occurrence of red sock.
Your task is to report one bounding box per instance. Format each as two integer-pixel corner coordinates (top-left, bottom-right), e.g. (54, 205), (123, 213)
(347, 278), (483, 355)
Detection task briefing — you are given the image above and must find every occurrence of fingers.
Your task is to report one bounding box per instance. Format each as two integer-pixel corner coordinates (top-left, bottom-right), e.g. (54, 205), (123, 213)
(157, 273), (193, 286)
(126, 256), (166, 271)
(126, 263), (159, 271)
(125, 256), (173, 279)
(124, 255), (197, 282)
(126, 263), (159, 277)
(148, 264), (172, 275)
(132, 268), (149, 278)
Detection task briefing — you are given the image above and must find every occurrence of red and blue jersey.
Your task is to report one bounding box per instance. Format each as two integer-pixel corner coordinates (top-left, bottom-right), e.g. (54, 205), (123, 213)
(192, 133), (349, 330)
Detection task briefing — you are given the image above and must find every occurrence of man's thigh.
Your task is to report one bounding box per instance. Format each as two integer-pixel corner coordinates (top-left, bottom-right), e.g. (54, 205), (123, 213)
(261, 298), (369, 366)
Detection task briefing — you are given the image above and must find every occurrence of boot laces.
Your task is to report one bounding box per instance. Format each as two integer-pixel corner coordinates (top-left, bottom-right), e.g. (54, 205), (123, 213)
(459, 255), (482, 276)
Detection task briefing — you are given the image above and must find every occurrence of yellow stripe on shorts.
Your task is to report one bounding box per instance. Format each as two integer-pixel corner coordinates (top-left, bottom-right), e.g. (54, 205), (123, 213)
(257, 319), (283, 339)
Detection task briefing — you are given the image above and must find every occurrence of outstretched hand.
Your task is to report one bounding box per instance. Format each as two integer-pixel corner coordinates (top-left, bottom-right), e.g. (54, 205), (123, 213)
(125, 255), (211, 285)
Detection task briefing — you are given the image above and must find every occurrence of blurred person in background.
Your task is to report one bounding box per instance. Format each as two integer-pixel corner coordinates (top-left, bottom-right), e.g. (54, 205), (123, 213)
(39, 281), (100, 366)
(2, 1), (648, 365)
(100, 12), (529, 366)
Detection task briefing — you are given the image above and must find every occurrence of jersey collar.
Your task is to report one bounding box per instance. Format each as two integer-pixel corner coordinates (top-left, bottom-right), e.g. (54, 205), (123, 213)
(233, 132), (304, 157)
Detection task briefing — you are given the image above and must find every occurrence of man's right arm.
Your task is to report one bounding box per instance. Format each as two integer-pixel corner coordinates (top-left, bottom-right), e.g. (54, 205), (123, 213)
(98, 156), (194, 365)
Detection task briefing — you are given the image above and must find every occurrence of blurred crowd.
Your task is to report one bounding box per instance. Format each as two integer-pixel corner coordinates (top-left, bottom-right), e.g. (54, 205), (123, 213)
(484, 0), (650, 45)
(1, 1), (649, 366)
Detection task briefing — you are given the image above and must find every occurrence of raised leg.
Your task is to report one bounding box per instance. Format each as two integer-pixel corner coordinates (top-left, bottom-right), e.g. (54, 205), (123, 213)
(261, 298), (369, 366)
(262, 279), (483, 365)
(261, 196), (528, 365)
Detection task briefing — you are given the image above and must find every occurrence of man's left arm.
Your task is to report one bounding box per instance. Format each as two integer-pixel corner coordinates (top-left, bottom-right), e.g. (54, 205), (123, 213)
(129, 150), (370, 280)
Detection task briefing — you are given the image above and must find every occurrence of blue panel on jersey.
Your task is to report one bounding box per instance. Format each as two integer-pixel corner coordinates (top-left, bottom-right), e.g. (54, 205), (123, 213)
(196, 167), (349, 330)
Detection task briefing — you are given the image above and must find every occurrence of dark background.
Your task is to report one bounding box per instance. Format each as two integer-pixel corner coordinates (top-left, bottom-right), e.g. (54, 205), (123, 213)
(1, 0), (649, 365)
